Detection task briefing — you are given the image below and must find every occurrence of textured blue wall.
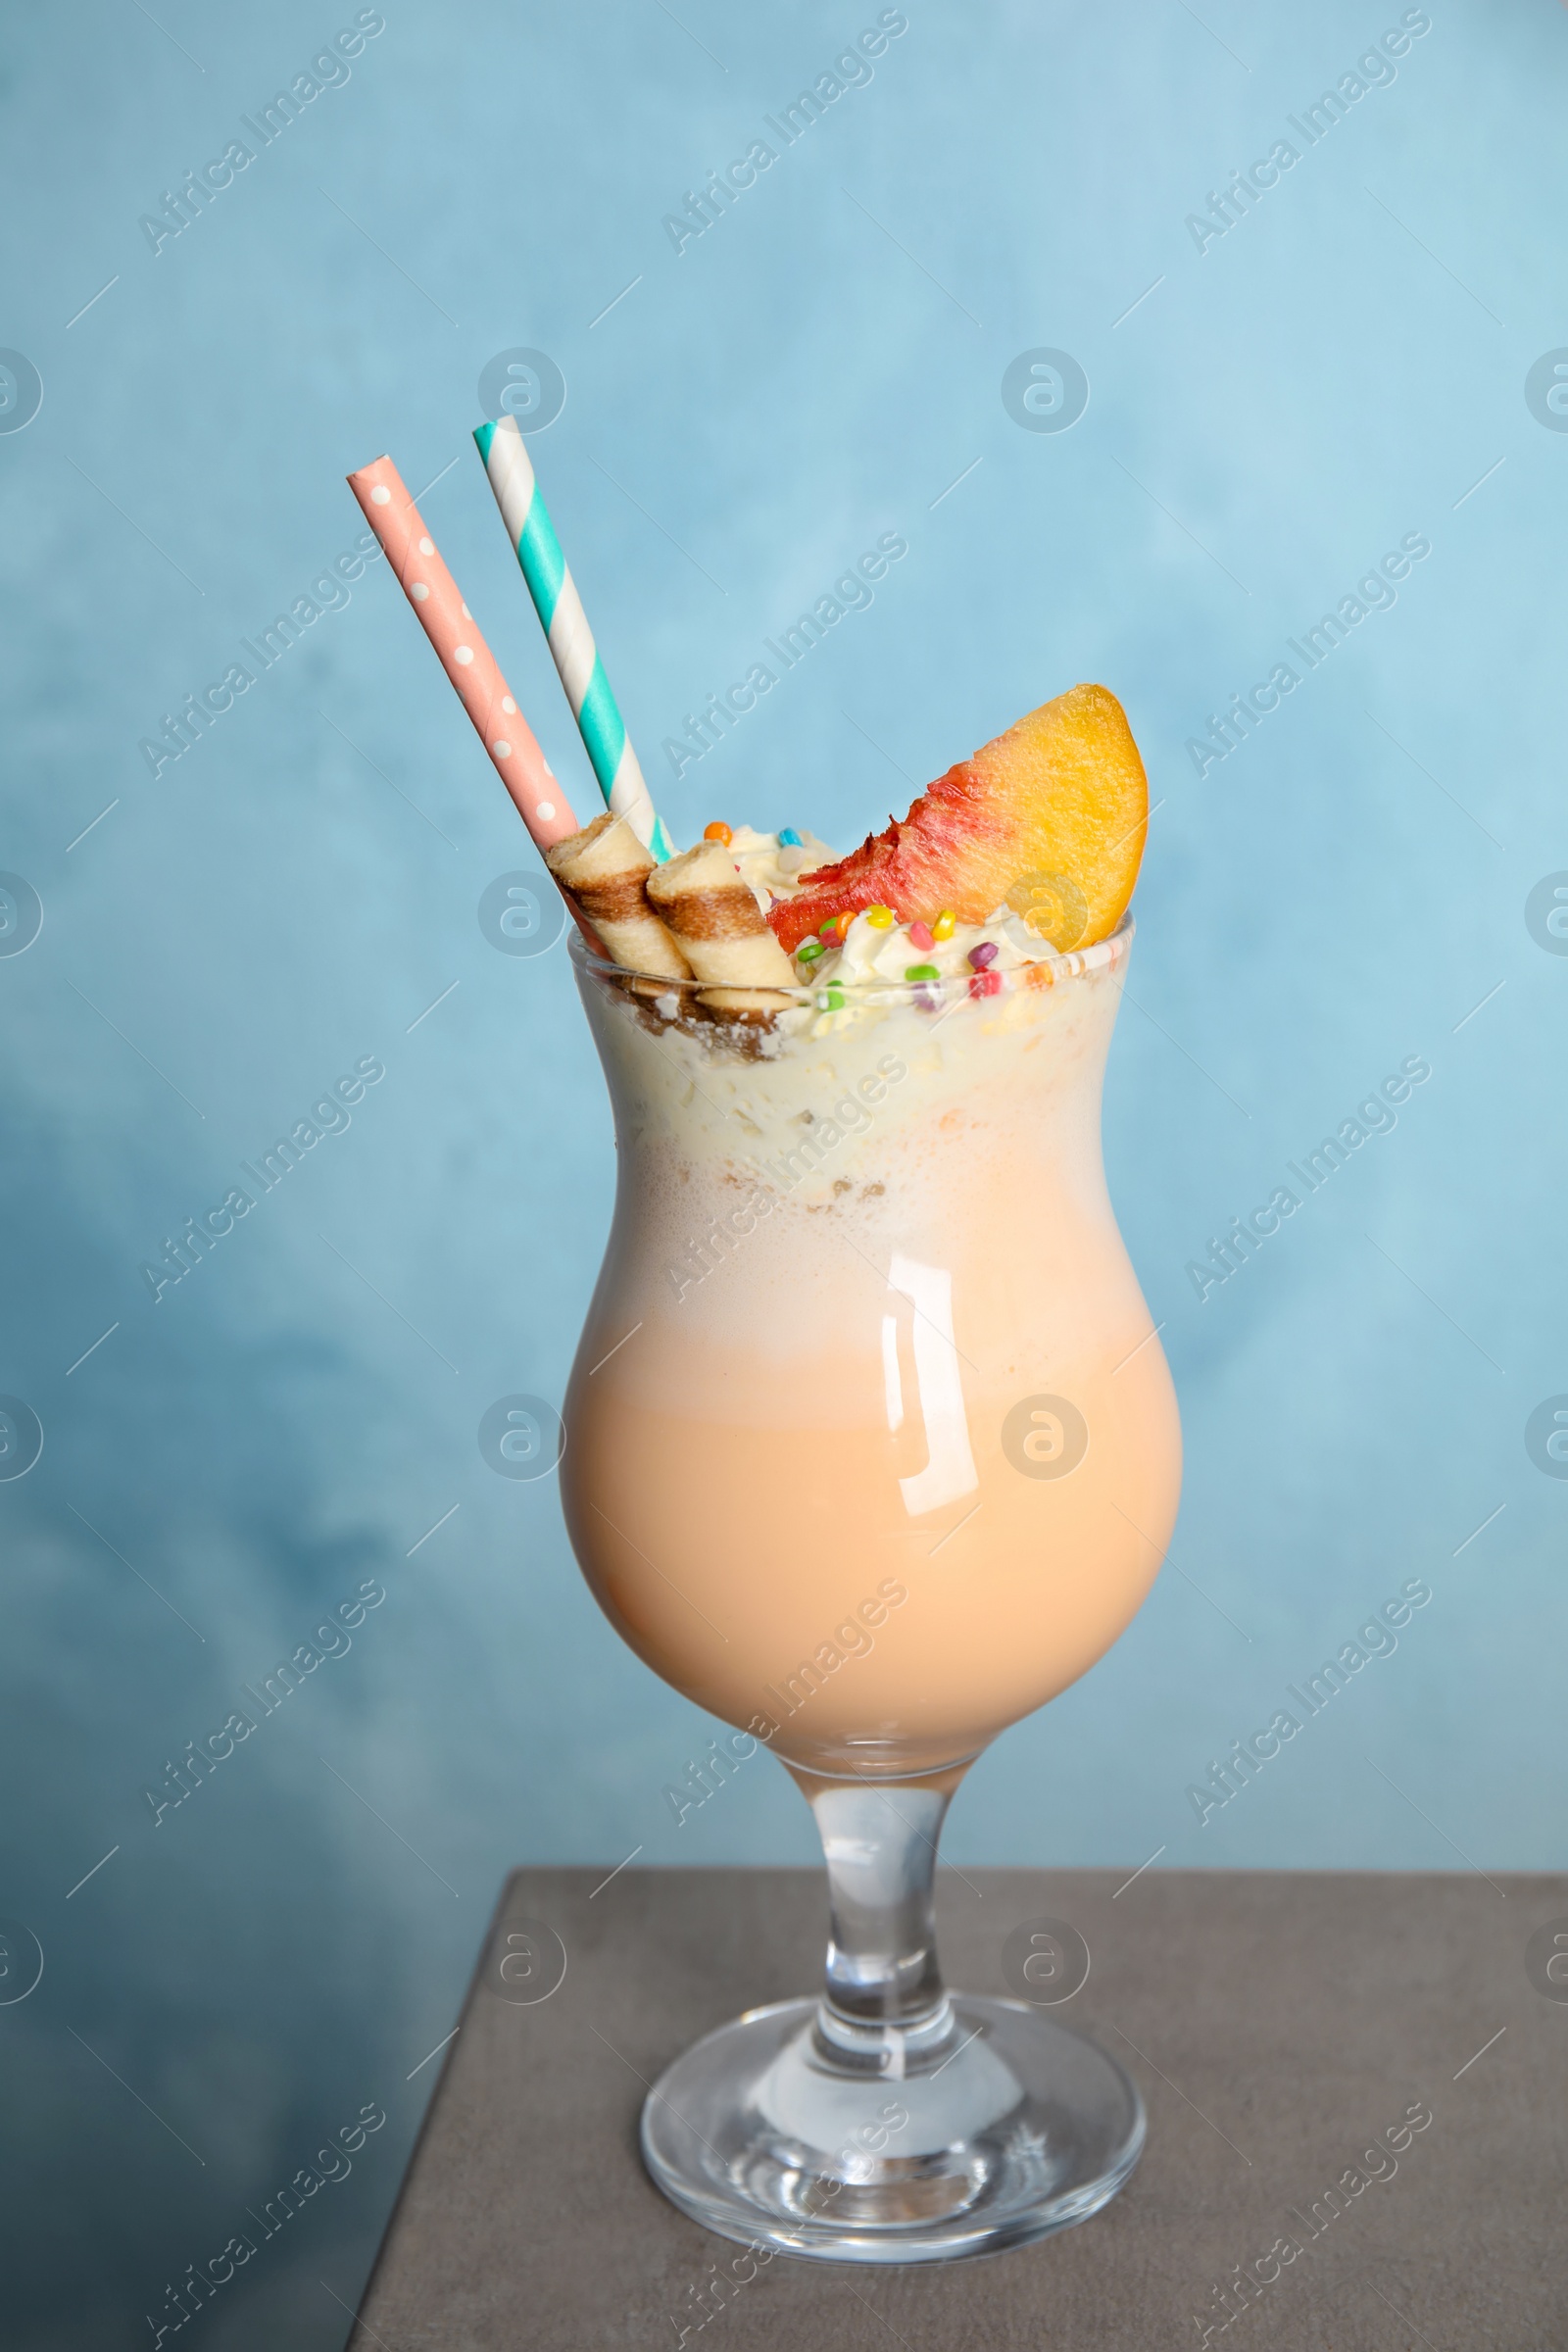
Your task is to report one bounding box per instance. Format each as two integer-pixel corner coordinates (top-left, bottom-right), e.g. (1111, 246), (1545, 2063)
(1, 1), (1563, 2339)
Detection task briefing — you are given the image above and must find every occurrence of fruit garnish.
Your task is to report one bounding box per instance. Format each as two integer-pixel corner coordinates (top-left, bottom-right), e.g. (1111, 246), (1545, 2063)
(1004, 870), (1090, 952)
(766, 684), (1147, 956)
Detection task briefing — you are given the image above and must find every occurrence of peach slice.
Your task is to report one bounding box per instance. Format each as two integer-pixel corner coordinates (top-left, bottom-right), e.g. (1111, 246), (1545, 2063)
(769, 684), (1148, 955)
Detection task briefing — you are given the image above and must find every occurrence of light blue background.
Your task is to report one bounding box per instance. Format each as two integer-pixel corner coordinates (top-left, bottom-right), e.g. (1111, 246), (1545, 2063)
(2, 1), (1564, 2340)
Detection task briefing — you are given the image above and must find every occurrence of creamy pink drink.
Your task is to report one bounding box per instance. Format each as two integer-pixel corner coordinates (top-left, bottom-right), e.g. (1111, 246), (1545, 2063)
(555, 695), (1177, 2262)
(563, 918), (1180, 1780)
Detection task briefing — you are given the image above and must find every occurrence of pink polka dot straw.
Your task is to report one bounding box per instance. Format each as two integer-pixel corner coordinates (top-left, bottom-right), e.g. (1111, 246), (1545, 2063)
(346, 454), (580, 853)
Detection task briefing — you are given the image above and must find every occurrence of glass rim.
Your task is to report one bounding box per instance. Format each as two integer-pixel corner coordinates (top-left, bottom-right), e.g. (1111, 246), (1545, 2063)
(566, 906), (1135, 1001)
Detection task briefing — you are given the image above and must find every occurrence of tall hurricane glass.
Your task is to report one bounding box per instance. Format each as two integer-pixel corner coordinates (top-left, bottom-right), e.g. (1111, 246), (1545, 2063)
(561, 917), (1180, 2263)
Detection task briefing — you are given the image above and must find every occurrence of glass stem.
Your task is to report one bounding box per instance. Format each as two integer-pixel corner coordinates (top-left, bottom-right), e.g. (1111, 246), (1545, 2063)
(791, 1761), (971, 2068)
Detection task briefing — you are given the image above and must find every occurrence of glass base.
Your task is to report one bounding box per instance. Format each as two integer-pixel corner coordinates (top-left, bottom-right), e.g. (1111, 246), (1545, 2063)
(640, 1992), (1145, 2266)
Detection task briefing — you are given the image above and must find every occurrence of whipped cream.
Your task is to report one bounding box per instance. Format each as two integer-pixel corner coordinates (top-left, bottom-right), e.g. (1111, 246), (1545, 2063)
(725, 830), (1054, 971)
(711, 829), (1095, 1041)
(806, 905), (1054, 986)
(726, 824), (837, 910)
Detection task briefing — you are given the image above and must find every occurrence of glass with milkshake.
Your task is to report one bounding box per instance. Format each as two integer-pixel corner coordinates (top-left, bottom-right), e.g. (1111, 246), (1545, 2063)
(346, 436), (1178, 2265)
(548, 685), (1182, 2261)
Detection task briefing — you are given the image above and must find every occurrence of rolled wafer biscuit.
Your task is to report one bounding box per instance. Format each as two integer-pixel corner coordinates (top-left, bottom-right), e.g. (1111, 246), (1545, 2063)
(644, 843), (798, 995)
(695, 987), (790, 1026)
(545, 812), (692, 979)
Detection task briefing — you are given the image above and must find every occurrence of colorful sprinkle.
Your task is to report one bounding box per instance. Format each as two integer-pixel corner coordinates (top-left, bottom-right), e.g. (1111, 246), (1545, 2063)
(797, 939), (826, 963)
(933, 909), (956, 941)
(913, 985), (940, 1012)
(908, 920), (935, 952)
(905, 963), (940, 982)
(704, 820), (733, 845)
(778, 826), (803, 847)
(967, 941), (999, 970)
(818, 986), (846, 1011)
(969, 968), (1003, 1000)
(864, 904), (895, 929)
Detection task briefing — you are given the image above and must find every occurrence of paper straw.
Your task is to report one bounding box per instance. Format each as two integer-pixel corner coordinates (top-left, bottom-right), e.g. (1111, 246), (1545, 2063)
(472, 416), (675, 862)
(345, 454), (580, 853)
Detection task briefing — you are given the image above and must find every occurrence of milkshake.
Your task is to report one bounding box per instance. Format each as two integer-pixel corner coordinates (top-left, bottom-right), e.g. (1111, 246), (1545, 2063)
(345, 439), (1178, 2256)
(563, 919), (1179, 1779)
(547, 683), (1177, 2261)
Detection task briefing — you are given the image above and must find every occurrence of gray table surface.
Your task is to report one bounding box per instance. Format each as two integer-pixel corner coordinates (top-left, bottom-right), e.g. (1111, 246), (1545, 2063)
(354, 1866), (1567, 2350)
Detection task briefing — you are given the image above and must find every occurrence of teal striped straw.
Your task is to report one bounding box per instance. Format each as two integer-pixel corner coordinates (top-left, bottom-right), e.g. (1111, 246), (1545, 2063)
(473, 416), (674, 861)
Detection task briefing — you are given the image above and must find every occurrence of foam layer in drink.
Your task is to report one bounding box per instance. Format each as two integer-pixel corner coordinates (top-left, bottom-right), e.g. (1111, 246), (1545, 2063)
(563, 937), (1180, 1775)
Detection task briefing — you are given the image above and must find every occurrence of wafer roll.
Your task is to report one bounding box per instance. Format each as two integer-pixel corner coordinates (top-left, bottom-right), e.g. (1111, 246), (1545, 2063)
(644, 843), (798, 992)
(695, 988), (789, 1026)
(545, 812), (692, 978)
